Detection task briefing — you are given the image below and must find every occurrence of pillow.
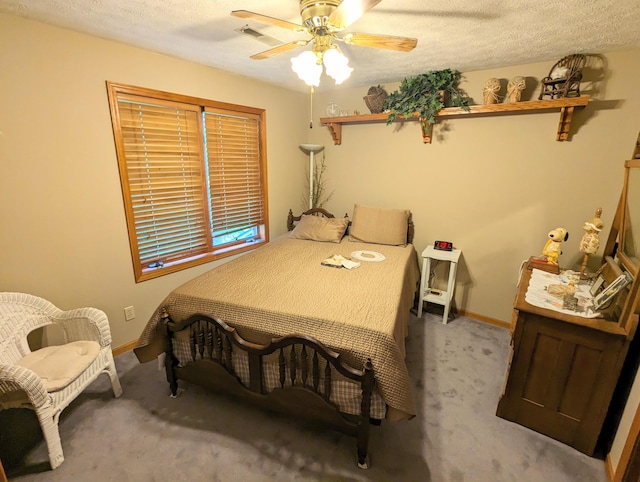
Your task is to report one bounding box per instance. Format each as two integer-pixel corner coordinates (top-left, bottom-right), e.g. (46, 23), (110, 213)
(349, 204), (409, 246)
(289, 214), (348, 243)
(550, 66), (569, 80)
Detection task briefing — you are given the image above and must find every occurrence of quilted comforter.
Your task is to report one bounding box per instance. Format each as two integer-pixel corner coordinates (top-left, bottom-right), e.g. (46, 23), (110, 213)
(135, 234), (420, 420)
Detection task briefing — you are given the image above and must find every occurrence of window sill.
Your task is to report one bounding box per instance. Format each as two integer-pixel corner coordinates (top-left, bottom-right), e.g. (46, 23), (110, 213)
(136, 238), (267, 282)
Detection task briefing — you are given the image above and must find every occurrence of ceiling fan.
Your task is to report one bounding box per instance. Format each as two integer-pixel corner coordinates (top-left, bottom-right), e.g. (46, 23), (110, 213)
(231, 0), (418, 61)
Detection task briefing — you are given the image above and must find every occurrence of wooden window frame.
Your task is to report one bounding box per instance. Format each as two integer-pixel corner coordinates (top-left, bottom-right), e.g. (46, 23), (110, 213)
(106, 82), (269, 282)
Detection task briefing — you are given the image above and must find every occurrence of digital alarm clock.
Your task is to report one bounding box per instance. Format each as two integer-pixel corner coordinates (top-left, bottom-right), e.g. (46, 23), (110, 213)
(434, 240), (453, 251)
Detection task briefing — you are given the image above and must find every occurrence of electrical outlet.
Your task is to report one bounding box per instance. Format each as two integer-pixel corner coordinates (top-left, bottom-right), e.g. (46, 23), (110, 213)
(124, 306), (135, 321)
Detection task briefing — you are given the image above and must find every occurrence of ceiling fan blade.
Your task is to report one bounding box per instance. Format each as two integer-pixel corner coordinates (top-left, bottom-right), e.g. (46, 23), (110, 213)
(328, 0), (382, 29)
(341, 32), (417, 52)
(231, 10), (306, 33)
(250, 40), (309, 60)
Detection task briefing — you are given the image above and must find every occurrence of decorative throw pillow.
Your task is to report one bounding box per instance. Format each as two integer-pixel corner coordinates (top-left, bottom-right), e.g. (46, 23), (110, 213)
(349, 204), (409, 246)
(289, 214), (349, 243)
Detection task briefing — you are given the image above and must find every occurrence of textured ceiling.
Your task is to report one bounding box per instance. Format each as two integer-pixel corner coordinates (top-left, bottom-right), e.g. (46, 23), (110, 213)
(2, 0), (639, 93)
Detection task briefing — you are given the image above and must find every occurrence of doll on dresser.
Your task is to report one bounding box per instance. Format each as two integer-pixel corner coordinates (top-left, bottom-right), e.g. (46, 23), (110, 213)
(579, 208), (604, 278)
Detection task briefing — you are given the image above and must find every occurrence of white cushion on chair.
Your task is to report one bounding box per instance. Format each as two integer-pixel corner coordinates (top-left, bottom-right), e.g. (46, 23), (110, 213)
(1, 292), (122, 469)
(17, 341), (101, 392)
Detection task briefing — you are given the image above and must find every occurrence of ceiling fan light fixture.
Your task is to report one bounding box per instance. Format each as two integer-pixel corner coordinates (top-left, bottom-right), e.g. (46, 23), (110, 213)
(300, 0), (341, 30)
(291, 50), (322, 87)
(234, 1), (416, 86)
(322, 47), (352, 85)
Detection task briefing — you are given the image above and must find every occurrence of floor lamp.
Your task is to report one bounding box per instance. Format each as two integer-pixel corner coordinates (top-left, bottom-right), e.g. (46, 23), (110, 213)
(299, 144), (325, 209)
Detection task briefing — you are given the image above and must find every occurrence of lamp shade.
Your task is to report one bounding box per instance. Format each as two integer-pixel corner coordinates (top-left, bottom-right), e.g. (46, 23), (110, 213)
(291, 51), (322, 87)
(299, 144), (325, 153)
(323, 48), (353, 85)
(291, 46), (352, 86)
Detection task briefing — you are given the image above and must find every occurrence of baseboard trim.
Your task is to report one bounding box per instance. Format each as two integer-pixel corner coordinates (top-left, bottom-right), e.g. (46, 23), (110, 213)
(458, 309), (510, 329)
(112, 339), (137, 356)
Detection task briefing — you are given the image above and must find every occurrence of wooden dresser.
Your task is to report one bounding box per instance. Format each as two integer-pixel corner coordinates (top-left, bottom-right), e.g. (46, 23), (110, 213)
(498, 158), (640, 456)
(496, 260), (637, 455)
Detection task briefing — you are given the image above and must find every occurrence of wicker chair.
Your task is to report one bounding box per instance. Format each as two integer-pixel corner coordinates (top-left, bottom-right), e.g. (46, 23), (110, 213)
(0, 292), (122, 469)
(539, 54), (586, 100)
(538, 54), (586, 100)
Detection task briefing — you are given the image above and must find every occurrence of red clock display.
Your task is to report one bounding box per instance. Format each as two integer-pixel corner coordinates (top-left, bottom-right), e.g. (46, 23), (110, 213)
(434, 240), (453, 251)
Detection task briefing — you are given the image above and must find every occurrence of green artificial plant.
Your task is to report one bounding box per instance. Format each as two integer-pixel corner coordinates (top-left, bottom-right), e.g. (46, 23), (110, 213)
(383, 69), (474, 126)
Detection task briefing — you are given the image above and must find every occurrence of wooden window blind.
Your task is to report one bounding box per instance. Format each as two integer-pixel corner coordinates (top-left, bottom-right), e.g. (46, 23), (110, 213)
(204, 108), (264, 243)
(107, 82), (269, 282)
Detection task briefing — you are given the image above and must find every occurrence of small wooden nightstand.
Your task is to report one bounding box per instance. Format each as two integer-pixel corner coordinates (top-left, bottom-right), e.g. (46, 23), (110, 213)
(417, 245), (462, 324)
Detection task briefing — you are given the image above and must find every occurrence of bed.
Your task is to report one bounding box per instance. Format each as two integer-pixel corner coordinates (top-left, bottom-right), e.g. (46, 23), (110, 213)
(134, 205), (420, 468)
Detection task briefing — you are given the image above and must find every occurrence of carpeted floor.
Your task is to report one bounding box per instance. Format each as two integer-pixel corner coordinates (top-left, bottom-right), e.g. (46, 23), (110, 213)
(1, 312), (608, 481)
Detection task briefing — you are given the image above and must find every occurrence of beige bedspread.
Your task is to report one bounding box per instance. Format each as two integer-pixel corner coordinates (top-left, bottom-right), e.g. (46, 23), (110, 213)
(135, 234), (420, 420)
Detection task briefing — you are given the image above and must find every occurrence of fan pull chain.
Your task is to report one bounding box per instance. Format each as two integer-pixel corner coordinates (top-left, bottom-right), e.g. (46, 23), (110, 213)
(309, 86), (314, 129)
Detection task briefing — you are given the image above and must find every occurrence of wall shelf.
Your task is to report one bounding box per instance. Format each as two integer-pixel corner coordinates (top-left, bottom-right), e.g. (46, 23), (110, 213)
(320, 96), (590, 145)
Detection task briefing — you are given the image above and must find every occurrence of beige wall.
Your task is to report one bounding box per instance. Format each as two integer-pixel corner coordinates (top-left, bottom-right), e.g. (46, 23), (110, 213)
(0, 13), (309, 347)
(309, 50), (640, 324)
(6, 12), (636, 347)
(2, 10), (640, 476)
(307, 49), (640, 473)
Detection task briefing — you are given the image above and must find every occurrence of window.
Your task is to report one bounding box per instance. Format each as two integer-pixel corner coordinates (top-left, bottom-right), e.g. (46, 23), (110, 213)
(106, 82), (269, 282)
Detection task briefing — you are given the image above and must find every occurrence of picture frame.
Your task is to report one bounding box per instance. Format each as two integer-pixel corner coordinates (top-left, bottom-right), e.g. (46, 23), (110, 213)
(593, 272), (632, 311)
(589, 275), (605, 297)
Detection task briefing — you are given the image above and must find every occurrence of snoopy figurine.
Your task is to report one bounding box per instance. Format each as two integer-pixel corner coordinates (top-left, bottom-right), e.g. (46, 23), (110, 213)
(542, 227), (569, 265)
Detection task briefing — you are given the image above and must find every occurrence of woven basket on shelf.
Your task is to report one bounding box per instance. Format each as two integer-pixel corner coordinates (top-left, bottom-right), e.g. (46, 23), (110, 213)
(363, 85), (388, 114)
